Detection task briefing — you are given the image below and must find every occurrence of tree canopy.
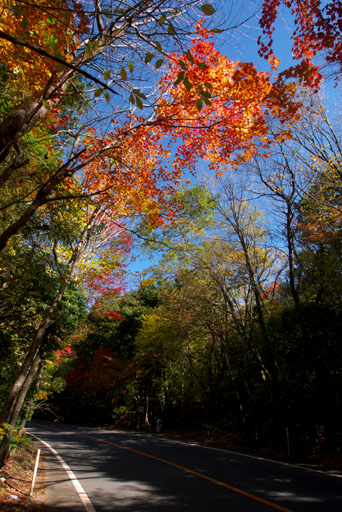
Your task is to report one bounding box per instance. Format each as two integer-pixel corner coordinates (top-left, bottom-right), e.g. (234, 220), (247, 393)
(1, 0), (342, 465)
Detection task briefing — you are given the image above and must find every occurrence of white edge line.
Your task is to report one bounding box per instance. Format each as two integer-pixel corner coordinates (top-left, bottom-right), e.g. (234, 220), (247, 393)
(93, 428), (342, 480)
(29, 433), (96, 512)
(29, 423), (342, 481)
(161, 437), (342, 480)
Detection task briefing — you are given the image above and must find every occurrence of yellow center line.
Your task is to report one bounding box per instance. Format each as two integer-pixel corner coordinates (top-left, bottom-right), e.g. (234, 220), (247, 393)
(79, 433), (294, 512)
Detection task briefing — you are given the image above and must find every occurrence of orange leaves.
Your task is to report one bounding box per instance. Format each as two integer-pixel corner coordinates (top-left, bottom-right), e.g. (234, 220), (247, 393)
(75, 23), (301, 229)
(0, 0), (88, 96)
(258, 0), (342, 86)
(80, 120), (184, 228)
(155, 22), (300, 173)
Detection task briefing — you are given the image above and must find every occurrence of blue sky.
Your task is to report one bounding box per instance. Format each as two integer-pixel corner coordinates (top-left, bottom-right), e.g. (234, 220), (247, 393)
(125, 1), (340, 287)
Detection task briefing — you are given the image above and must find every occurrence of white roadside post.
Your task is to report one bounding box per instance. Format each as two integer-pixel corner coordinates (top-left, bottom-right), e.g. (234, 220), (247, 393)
(30, 448), (41, 496)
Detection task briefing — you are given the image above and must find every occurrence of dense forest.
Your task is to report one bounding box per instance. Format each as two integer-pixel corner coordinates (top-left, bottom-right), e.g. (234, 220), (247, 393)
(0, 0), (342, 466)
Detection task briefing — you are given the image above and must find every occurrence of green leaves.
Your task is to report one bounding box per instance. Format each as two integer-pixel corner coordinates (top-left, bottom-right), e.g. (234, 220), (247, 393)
(135, 96), (143, 109)
(120, 67), (127, 80)
(183, 76), (192, 91)
(197, 62), (208, 71)
(133, 89), (147, 100)
(200, 4), (216, 15)
(21, 16), (29, 30)
(11, 5), (22, 16)
(102, 8), (113, 19)
(129, 89), (147, 109)
(195, 85), (212, 110)
(172, 52), (212, 106)
(158, 13), (167, 25)
(185, 51), (194, 63)
(84, 40), (99, 60)
(155, 59), (164, 69)
(168, 22), (175, 34)
(145, 52), (154, 64)
(174, 71), (185, 86)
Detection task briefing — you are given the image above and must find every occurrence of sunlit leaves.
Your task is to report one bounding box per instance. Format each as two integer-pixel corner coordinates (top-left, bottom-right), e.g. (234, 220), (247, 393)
(0, 0), (88, 95)
(258, 0), (342, 86)
(158, 21), (300, 170)
(84, 40), (99, 60)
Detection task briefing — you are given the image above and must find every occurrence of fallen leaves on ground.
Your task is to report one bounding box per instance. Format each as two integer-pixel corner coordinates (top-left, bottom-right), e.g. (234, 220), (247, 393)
(0, 442), (46, 511)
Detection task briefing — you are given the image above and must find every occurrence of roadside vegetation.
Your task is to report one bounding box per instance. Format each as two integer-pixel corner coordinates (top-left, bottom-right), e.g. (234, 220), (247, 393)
(1, 0), (342, 474)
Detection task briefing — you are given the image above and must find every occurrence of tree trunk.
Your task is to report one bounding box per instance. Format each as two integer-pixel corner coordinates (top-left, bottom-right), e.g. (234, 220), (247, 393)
(0, 353), (41, 466)
(18, 361), (44, 437)
(0, 281), (67, 425)
(144, 395), (150, 426)
(0, 162), (73, 252)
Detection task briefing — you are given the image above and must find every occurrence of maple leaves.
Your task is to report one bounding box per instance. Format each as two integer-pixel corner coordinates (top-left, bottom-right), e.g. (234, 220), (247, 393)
(152, 22), (300, 172)
(258, 0), (342, 86)
(74, 21), (302, 231)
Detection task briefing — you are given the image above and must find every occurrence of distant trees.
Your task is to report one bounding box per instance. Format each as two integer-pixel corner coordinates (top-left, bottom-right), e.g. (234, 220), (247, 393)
(50, 89), (342, 456)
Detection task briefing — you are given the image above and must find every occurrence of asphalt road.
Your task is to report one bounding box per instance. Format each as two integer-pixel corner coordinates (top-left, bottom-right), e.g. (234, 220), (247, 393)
(27, 421), (342, 512)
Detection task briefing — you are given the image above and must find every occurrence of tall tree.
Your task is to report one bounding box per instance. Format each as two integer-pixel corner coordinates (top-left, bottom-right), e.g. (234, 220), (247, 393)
(0, 198), (130, 464)
(0, 2), (301, 252)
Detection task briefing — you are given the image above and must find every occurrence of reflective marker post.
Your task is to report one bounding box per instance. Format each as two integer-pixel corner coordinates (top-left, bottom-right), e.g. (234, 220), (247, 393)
(30, 448), (41, 496)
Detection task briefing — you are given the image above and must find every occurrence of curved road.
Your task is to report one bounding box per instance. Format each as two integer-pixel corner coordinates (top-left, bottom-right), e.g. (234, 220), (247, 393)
(27, 421), (342, 512)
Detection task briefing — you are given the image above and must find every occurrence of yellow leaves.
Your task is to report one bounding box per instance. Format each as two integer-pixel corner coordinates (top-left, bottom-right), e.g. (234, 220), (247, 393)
(0, 0), (86, 97)
(268, 54), (280, 71)
(35, 390), (48, 400)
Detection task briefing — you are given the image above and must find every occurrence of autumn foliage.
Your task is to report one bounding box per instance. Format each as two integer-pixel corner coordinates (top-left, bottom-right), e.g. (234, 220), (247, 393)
(80, 22), (301, 228)
(157, 22), (300, 170)
(259, 0), (342, 86)
(0, 0), (88, 96)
